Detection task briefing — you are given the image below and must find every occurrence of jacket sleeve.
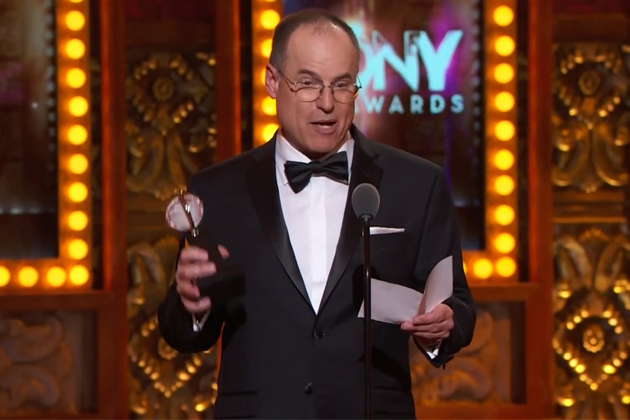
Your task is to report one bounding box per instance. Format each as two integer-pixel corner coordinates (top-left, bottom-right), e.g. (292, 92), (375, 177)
(412, 168), (477, 368)
(157, 172), (226, 353)
(157, 236), (225, 353)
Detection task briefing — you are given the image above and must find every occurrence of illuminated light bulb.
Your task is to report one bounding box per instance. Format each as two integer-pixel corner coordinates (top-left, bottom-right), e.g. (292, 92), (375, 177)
(262, 97), (276, 115)
(261, 39), (272, 57)
(495, 120), (515, 140)
(495, 36), (515, 56)
(262, 123), (279, 141)
(47, 267), (67, 287)
(68, 125), (88, 144)
(69, 265), (90, 286)
(473, 259), (493, 279)
(494, 150), (515, 170)
(69, 0), (83, 2)
(495, 233), (516, 253)
(494, 63), (514, 84)
(65, 39), (86, 59)
(493, 6), (514, 26)
(66, 68), (86, 88)
(68, 239), (89, 260)
(68, 182), (88, 202)
(69, 96), (89, 116)
(69, 154), (89, 174)
(65, 11), (85, 31)
(0, 267), (9, 287)
(260, 10), (280, 29)
(496, 257), (516, 277)
(68, 211), (88, 231)
(495, 92), (515, 112)
(494, 205), (515, 225)
(494, 175), (515, 195)
(19, 267), (39, 287)
(603, 364), (616, 374)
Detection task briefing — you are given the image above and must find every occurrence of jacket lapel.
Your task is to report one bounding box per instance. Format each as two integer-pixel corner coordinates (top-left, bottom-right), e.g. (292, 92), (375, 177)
(317, 128), (382, 313)
(246, 137), (313, 309)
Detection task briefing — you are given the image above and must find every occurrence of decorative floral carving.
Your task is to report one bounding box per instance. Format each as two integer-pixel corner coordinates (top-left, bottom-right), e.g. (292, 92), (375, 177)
(552, 44), (630, 193)
(410, 304), (512, 406)
(127, 236), (218, 419)
(553, 228), (630, 418)
(126, 52), (217, 200)
(0, 313), (85, 416)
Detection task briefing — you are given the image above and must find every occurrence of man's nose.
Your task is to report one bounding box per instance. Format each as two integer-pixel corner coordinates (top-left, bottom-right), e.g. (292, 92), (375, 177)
(316, 87), (335, 112)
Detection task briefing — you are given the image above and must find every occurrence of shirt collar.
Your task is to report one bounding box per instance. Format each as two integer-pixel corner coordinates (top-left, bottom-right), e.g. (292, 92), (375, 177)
(275, 131), (354, 186)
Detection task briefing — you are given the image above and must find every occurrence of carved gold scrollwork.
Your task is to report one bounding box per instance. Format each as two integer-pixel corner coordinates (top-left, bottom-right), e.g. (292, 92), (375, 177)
(127, 236), (218, 419)
(126, 52), (218, 200)
(553, 228), (630, 419)
(410, 304), (512, 407)
(552, 44), (630, 193)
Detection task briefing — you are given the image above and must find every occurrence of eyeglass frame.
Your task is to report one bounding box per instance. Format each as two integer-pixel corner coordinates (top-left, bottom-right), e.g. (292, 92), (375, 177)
(273, 67), (362, 103)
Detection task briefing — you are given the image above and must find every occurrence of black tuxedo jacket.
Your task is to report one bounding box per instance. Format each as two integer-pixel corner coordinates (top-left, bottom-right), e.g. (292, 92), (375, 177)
(158, 126), (476, 419)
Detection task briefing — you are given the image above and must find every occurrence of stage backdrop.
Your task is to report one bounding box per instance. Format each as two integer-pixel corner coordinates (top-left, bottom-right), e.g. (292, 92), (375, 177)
(283, 0), (486, 250)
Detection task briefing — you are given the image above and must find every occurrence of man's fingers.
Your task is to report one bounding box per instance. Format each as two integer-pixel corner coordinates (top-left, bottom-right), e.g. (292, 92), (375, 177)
(179, 246), (209, 263)
(182, 296), (212, 314)
(218, 245), (230, 259)
(176, 281), (200, 300)
(177, 261), (217, 282)
(408, 319), (453, 333)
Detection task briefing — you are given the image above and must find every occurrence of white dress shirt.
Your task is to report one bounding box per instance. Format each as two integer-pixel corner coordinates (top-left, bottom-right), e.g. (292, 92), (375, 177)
(275, 133), (354, 313)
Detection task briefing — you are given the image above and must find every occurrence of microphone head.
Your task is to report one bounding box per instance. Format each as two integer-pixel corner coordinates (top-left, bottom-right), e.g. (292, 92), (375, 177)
(351, 183), (380, 220)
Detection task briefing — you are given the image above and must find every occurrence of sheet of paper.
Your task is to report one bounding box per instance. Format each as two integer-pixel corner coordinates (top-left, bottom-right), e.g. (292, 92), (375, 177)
(357, 256), (453, 323)
(419, 255), (453, 314)
(357, 278), (423, 323)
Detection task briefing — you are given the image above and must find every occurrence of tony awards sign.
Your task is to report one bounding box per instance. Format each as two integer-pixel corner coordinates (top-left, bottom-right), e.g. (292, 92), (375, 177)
(165, 191), (244, 310)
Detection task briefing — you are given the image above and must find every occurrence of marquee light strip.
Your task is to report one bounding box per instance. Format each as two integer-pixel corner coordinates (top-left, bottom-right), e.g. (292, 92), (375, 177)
(251, 0), (519, 281)
(252, 0), (282, 146)
(0, 0), (92, 291)
(467, 0), (519, 281)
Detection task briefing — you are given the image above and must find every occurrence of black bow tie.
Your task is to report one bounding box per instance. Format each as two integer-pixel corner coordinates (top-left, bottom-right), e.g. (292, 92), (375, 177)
(284, 151), (349, 193)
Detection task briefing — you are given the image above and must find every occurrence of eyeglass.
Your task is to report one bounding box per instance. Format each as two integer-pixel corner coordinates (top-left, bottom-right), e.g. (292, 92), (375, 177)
(277, 69), (362, 104)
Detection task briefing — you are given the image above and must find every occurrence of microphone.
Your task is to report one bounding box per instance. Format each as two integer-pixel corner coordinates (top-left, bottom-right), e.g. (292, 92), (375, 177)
(351, 183), (380, 420)
(352, 183), (380, 222)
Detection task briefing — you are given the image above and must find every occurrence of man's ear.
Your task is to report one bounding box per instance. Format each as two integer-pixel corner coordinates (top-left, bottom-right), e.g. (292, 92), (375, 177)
(265, 63), (279, 99)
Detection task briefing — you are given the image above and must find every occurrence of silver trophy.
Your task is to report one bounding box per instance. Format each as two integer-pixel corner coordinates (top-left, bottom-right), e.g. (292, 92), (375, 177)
(165, 191), (244, 308)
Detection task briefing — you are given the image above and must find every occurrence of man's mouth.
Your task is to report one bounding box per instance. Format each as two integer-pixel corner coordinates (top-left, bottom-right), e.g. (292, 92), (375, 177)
(312, 120), (337, 127)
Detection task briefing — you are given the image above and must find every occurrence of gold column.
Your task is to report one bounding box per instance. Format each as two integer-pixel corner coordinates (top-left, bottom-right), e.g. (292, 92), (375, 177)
(552, 42), (630, 418)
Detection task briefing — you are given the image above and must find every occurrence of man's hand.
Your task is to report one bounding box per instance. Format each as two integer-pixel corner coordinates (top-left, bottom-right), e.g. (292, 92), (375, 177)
(175, 245), (229, 315)
(400, 303), (454, 348)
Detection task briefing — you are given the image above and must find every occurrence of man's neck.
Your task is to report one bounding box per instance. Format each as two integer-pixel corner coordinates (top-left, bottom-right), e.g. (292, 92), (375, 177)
(279, 127), (351, 161)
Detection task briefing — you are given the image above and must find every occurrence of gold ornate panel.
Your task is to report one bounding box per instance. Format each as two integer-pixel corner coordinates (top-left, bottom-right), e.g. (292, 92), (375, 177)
(0, 311), (96, 417)
(552, 43), (630, 419)
(125, 49), (219, 418)
(410, 302), (521, 408)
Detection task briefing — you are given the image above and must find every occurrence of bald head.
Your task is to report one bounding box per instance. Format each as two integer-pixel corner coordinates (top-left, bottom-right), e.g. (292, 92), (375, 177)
(269, 8), (360, 70)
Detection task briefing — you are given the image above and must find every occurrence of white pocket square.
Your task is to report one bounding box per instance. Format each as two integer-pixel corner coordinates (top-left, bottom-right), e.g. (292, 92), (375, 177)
(369, 226), (405, 235)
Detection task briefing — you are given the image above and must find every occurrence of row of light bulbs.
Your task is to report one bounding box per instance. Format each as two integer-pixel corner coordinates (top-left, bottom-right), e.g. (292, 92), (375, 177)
(0, 0), (90, 289)
(469, 4), (518, 280)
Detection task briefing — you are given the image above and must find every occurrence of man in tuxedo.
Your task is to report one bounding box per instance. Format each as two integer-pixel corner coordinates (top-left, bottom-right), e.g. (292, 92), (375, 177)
(158, 8), (476, 419)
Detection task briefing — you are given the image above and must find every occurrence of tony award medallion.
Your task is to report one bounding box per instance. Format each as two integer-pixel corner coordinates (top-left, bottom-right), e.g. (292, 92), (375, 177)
(165, 191), (245, 310)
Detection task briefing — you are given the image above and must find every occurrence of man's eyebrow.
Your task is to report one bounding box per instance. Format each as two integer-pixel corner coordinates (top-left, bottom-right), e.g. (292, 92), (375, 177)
(296, 69), (354, 82)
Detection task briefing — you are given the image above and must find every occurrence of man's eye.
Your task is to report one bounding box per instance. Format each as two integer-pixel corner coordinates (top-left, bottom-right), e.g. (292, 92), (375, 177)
(335, 82), (351, 89)
(299, 80), (318, 87)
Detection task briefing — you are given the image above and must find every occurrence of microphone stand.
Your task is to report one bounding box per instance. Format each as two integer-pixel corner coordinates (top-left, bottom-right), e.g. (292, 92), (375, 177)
(361, 214), (372, 420)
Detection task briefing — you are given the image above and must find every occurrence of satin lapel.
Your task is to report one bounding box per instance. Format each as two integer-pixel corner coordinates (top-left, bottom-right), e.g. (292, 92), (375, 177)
(246, 138), (312, 309)
(317, 132), (382, 313)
